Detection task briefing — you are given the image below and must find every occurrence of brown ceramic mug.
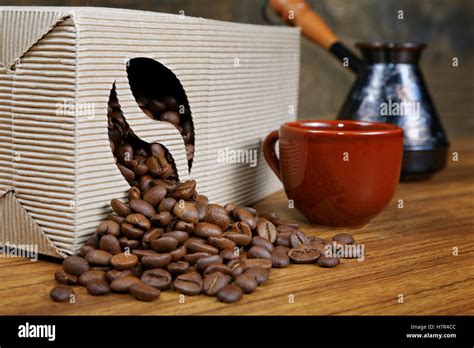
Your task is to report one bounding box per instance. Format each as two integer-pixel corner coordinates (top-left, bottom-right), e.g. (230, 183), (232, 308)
(263, 120), (404, 227)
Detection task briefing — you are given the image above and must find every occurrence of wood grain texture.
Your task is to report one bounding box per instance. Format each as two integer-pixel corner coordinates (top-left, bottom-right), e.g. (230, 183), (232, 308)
(0, 138), (472, 315)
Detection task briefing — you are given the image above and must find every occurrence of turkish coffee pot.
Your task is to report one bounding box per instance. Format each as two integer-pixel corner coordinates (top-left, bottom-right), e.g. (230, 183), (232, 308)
(265, 0), (449, 180)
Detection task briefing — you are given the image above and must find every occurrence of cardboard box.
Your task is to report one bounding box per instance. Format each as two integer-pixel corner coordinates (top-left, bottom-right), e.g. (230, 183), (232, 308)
(0, 7), (300, 257)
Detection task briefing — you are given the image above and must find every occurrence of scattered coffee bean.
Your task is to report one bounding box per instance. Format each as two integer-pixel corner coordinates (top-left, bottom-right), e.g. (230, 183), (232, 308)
(110, 276), (141, 293)
(332, 233), (354, 244)
(174, 272), (203, 295)
(245, 267), (269, 285)
(217, 284), (243, 303)
(203, 272), (229, 296)
(86, 278), (110, 296)
(317, 256), (341, 268)
(50, 285), (74, 302)
(235, 273), (258, 293)
(54, 271), (78, 285)
(288, 245), (320, 264)
(79, 270), (107, 286)
(271, 250), (290, 268)
(62, 256), (89, 276)
(110, 253), (139, 270)
(129, 282), (161, 301)
(141, 269), (172, 290)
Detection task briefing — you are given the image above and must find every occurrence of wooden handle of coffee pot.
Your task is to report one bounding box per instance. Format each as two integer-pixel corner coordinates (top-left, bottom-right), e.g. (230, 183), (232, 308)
(269, 0), (362, 73)
(269, 0), (337, 49)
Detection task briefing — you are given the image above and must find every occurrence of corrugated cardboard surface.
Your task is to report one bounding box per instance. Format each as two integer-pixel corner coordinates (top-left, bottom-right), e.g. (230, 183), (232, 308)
(0, 7), (300, 257)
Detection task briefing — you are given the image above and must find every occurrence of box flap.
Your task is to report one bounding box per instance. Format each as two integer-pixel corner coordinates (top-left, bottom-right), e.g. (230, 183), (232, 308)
(0, 7), (72, 71)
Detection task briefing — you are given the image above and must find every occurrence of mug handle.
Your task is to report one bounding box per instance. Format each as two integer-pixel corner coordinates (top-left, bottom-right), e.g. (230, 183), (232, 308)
(263, 130), (281, 180)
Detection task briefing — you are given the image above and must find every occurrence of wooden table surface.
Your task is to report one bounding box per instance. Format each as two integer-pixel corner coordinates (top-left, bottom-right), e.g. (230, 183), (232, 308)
(0, 139), (473, 316)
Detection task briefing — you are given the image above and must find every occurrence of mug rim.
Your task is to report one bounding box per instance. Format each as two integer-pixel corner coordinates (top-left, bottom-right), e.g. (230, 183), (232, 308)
(282, 120), (403, 137)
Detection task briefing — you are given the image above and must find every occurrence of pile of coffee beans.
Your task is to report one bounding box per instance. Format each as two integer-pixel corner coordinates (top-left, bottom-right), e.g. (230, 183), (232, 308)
(50, 178), (355, 303)
(49, 89), (355, 304)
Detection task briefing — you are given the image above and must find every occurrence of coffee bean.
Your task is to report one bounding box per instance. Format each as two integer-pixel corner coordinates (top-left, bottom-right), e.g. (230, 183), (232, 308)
(142, 228), (163, 244)
(162, 96), (179, 111)
(231, 222), (252, 237)
(85, 250), (112, 266)
(132, 249), (159, 259)
(170, 245), (187, 262)
(195, 255), (223, 273)
(195, 200), (208, 221)
(290, 230), (310, 248)
(317, 256), (340, 268)
(126, 213), (151, 230)
(194, 222), (222, 238)
(244, 258), (272, 270)
(332, 233), (354, 244)
(245, 266), (269, 285)
(130, 263), (143, 278)
(86, 278), (110, 296)
(129, 282), (161, 301)
(220, 248), (240, 261)
(250, 236), (274, 253)
(121, 223), (145, 239)
(54, 271), (78, 285)
(50, 285), (74, 302)
(111, 199), (132, 217)
(162, 231), (188, 244)
(275, 231), (291, 247)
(96, 220), (120, 236)
(259, 212), (283, 226)
(217, 284), (243, 303)
(248, 246), (272, 260)
(110, 253), (139, 270)
(130, 199), (156, 218)
(233, 207), (257, 230)
(274, 245), (290, 254)
(187, 241), (219, 255)
(256, 220), (277, 243)
(169, 180), (196, 200)
(99, 234), (121, 255)
(119, 237), (139, 249)
(62, 256), (90, 276)
(235, 273), (258, 293)
(110, 275), (141, 293)
(167, 261), (190, 276)
(160, 111), (180, 126)
(271, 250), (290, 268)
(173, 200), (199, 224)
(84, 234), (100, 248)
(205, 204), (231, 231)
(139, 174), (154, 191)
(106, 269), (125, 283)
(203, 263), (233, 277)
(128, 186), (141, 201)
(158, 197), (176, 212)
(143, 185), (167, 207)
(288, 245), (320, 264)
(149, 99), (166, 115)
(227, 259), (247, 278)
(203, 272), (229, 296)
(150, 212), (172, 227)
(118, 162), (135, 181)
(141, 269), (172, 290)
(174, 220), (194, 232)
(174, 272), (203, 295)
(141, 253), (172, 269)
(150, 236), (179, 253)
(183, 252), (211, 265)
(208, 236), (236, 250)
(223, 232), (251, 247)
(79, 270), (107, 286)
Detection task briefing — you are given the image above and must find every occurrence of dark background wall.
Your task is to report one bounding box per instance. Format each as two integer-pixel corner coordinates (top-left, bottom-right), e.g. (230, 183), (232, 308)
(4, 0), (474, 138)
